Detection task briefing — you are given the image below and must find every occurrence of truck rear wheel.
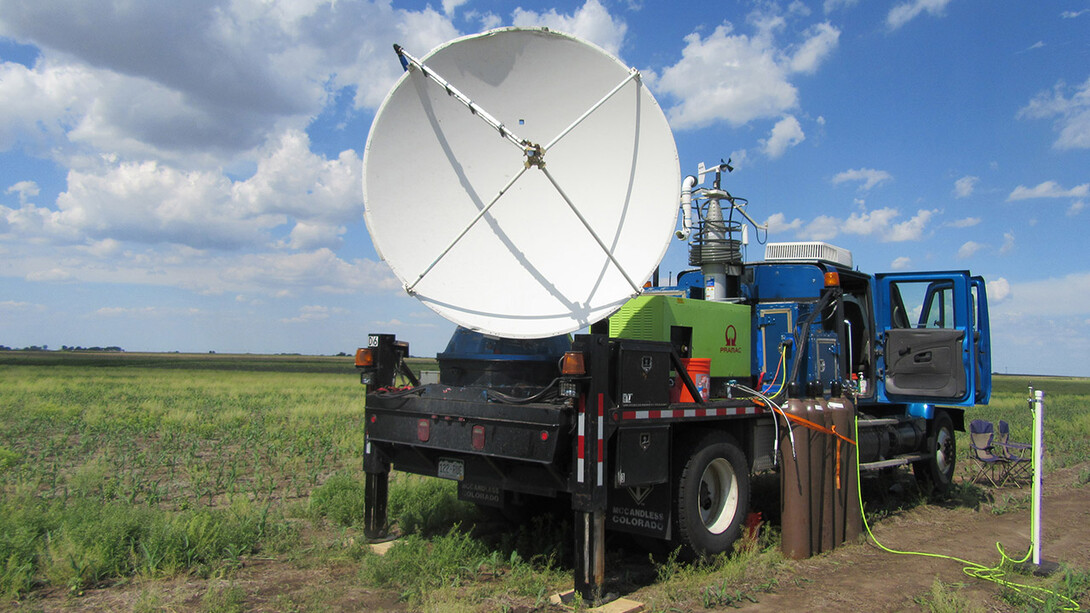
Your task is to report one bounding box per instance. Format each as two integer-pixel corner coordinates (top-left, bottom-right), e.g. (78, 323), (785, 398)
(675, 432), (750, 558)
(913, 410), (956, 494)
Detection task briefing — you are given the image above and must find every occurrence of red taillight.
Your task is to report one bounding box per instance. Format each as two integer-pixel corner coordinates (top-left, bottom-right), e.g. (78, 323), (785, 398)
(540, 430), (549, 442)
(417, 419), (430, 442)
(560, 351), (586, 375)
(472, 425), (485, 450)
(355, 347), (374, 367)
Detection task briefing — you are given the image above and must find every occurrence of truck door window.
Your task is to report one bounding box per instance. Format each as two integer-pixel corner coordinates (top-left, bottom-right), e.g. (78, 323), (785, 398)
(889, 281), (955, 329)
(970, 284), (980, 332)
(889, 285), (910, 328)
(842, 295), (868, 372)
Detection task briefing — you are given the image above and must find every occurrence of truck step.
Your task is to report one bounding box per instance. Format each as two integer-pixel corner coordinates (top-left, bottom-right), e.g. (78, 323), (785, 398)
(859, 452), (929, 471)
(857, 418), (903, 427)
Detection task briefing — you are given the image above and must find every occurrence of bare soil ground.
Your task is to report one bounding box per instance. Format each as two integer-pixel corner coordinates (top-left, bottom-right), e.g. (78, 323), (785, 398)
(12, 464), (1090, 612)
(734, 464), (1090, 612)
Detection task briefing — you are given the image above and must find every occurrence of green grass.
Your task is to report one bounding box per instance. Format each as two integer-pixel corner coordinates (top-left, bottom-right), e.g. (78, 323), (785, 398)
(0, 355), (369, 598)
(0, 493), (276, 595)
(966, 375), (1090, 473)
(637, 525), (786, 612)
(996, 565), (1090, 612)
(0, 351), (560, 607)
(913, 579), (985, 613)
(358, 527), (568, 610)
(0, 355), (1085, 610)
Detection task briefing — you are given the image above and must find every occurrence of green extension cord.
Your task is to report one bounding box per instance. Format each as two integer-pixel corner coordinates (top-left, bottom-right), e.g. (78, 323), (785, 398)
(852, 415), (1082, 610)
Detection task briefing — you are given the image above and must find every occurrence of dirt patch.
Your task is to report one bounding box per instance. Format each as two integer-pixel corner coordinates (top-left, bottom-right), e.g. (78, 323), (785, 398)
(12, 557), (408, 613)
(734, 464), (1090, 612)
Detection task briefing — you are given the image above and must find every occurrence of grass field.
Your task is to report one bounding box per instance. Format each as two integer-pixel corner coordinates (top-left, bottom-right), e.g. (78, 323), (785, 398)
(0, 351), (1087, 611)
(0, 353), (359, 596)
(972, 375), (1090, 473)
(0, 351), (568, 610)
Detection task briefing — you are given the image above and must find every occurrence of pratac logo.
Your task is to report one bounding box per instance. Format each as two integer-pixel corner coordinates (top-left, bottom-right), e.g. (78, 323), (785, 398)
(720, 325), (741, 353)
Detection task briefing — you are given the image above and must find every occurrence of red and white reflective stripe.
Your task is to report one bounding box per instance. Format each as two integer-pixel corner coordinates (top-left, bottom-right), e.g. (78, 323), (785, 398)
(619, 405), (764, 420)
(596, 393), (604, 487)
(576, 395), (586, 483)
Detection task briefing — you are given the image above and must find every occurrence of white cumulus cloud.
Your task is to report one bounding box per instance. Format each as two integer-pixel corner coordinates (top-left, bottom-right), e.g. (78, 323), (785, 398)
(954, 175), (979, 198)
(789, 22), (840, 74)
(988, 277), (1011, 302)
(957, 241), (982, 259)
(843, 207), (899, 235)
(280, 304), (348, 323)
(765, 212), (804, 234)
(832, 168), (892, 192)
(442, 0), (468, 17)
(887, 209), (936, 242)
(6, 180), (39, 204)
(511, 0), (626, 56)
(0, 0), (459, 164)
(288, 221), (346, 251)
(1018, 77), (1090, 150)
(887, 0), (955, 30)
(1007, 181), (1090, 200)
(999, 231), (1015, 255)
(5, 129), (362, 253)
(653, 15), (839, 130)
(791, 206), (935, 243)
(947, 217), (980, 228)
(802, 215), (840, 241)
(762, 115), (805, 158)
(824, 0), (860, 13)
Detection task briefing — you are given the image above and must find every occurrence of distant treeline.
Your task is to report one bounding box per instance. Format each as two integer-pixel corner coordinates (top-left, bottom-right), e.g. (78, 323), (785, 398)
(0, 345), (124, 352)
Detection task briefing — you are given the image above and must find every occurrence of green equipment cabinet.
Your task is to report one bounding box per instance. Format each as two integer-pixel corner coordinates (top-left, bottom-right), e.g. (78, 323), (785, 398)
(608, 295), (751, 380)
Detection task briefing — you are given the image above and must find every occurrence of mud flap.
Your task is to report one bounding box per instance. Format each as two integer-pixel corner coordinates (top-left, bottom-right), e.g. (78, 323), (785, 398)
(607, 480), (672, 540)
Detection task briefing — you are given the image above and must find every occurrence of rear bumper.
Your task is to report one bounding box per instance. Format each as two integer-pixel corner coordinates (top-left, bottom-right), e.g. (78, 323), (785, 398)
(364, 384), (573, 495)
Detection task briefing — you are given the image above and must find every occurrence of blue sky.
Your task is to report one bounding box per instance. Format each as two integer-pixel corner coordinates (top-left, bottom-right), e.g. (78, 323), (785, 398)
(1, 0), (1088, 376)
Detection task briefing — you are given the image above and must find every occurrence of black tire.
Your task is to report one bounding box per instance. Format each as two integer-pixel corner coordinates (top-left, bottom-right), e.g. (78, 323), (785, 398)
(914, 410), (956, 493)
(675, 432), (750, 558)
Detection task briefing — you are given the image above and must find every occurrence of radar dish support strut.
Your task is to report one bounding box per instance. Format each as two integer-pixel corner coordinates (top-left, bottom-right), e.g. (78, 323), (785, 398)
(405, 165), (530, 294)
(393, 41), (647, 297)
(541, 166), (642, 294)
(393, 44), (533, 157)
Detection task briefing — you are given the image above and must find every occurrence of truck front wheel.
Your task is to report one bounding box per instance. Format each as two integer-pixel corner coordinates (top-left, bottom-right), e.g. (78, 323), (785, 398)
(675, 432), (750, 558)
(913, 410), (956, 494)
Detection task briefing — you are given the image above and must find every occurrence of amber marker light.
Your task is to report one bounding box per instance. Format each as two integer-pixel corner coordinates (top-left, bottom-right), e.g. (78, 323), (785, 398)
(560, 351), (586, 375)
(824, 271), (840, 287)
(355, 348), (374, 367)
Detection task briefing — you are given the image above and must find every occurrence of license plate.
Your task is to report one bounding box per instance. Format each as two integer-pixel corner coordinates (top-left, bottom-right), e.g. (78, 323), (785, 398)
(437, 458), (464, 481)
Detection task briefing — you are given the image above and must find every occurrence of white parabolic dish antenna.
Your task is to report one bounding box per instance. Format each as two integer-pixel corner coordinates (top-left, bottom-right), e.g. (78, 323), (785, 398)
(363, 28), (680, 338)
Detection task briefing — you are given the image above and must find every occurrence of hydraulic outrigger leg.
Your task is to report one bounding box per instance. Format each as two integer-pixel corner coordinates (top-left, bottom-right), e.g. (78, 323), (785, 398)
(363, 469), (389, 540)
(570, 335), (611, 601)
(573, 510), (607, 599)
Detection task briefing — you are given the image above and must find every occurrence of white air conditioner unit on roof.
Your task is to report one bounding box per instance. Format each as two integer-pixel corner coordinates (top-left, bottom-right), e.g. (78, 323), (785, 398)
(764, 242), (853, 268)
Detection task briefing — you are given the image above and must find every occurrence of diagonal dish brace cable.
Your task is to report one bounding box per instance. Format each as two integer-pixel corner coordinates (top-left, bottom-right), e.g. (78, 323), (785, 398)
(540, 166), (642, 294)
(393, 44), (530, 155)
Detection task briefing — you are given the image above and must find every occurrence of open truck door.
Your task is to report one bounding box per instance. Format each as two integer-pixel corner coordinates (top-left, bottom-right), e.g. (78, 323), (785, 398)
(874, 272), (991, 406)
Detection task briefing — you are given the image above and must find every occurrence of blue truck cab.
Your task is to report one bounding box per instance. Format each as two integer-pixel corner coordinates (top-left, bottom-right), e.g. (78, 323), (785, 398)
(667, 241), (991, 417)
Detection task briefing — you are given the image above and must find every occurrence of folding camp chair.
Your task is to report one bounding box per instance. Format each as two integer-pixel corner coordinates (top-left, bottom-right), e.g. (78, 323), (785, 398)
(995, 420), (1032, 485)
(967, 419), (1011, 487)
